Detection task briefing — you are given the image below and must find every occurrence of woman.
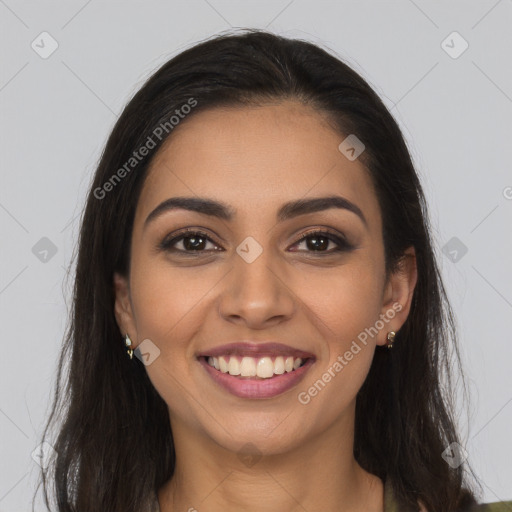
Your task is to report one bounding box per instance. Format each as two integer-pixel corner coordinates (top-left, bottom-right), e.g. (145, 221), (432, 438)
(36, 29), (511, 511)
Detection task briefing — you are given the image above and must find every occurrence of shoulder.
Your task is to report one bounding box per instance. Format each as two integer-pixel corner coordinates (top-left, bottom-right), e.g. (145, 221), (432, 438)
(469, 502), (512, 512)
(415, 500), (512, 512)
(421, 500), (512, 512)
(384, 479), (512, 512)
(428, 500), (512, 512)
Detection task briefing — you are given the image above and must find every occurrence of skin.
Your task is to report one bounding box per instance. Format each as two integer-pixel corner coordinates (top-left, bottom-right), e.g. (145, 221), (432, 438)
(114, 100), (418, 512)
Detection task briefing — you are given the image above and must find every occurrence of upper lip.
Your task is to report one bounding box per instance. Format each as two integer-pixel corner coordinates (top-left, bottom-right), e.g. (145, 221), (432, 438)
(197, 342), (315, 360)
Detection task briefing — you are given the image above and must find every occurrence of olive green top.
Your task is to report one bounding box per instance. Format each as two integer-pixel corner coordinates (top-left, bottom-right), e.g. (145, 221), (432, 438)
(150, 480), (512, 511)
(384, 478), (512, 512)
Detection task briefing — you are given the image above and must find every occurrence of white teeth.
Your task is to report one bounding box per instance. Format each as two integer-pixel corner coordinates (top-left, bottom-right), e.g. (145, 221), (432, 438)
(240, 357), (257, 377)
(206, 355), (304, 378)
(219, 356), (229, 373)
(274, 356), (285, 375)
(228, 357), (241, 375)
(256, 357), (274, 378)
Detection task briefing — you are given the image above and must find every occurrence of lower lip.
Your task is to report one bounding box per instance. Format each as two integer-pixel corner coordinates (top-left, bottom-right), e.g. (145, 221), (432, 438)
(199, 357), (315, 399)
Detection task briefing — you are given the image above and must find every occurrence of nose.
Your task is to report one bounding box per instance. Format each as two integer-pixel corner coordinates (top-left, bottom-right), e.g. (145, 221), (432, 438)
(217, 245), (296, 330)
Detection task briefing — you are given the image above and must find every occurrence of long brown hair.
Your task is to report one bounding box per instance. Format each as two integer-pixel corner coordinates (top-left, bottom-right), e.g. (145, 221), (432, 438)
(36, 29), (481, 511)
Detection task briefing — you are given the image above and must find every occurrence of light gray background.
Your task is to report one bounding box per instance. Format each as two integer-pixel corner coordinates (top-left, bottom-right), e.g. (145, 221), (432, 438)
(1, 1), (511, 510)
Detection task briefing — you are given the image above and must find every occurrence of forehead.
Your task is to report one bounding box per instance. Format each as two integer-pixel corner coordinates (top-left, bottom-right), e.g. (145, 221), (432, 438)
(137, 101), (380, 228)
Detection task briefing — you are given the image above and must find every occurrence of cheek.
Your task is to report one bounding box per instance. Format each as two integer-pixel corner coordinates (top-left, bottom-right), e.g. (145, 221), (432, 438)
(293, 257), (384, 397)
(295, 256), (384, 342)
(129, 253), (215, 342)
(128, 261), (218, 417)
(127, 256), (218, 397)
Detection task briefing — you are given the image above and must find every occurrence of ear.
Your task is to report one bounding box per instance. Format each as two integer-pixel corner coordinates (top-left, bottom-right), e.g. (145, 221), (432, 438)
(377, 246), (418, 347)
(113, 271), (138, 345)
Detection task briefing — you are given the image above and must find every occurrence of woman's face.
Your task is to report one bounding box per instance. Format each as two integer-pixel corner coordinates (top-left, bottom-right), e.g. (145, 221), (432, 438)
(114, 100), (415, 456)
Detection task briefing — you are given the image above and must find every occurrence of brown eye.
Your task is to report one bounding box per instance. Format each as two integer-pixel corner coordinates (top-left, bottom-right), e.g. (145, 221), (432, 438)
(159, 228), (353, 256)
(159, 230), (222, 254)
(289, 230), (352, 253)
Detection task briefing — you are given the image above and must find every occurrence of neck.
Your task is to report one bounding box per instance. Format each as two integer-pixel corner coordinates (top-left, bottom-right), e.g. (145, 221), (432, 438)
(157, 404), (384, 512)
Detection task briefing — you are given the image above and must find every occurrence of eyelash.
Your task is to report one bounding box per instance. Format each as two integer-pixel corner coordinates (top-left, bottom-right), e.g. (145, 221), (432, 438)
(158, 228), (353, 256)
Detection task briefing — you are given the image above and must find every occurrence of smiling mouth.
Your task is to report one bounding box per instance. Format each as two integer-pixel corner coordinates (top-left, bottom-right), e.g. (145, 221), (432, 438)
(199, 355), (309, 379)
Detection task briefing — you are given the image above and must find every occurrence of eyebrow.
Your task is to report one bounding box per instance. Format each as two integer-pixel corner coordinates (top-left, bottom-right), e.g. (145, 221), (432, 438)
(143, 195), (368, 230)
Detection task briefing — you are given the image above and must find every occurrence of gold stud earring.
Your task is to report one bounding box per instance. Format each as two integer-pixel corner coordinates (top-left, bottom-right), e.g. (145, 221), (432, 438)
(386, 331), (396, 349)
(125, 333), (134, 359)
